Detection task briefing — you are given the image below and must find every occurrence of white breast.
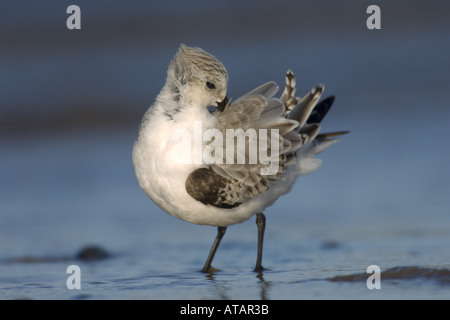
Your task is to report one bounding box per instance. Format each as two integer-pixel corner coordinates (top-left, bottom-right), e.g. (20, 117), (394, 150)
(132, 102), (313, 227)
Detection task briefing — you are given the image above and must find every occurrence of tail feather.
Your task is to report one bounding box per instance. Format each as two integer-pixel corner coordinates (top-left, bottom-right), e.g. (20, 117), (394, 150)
(279, 69), (349, 161)
(287, 85), (324, 127)
(299, 123), (320, 144)
(316, 131), (350, 141)
(306, 96), (335, 124)
(280, 69), (298, 111)
(306, 131), (350, 156)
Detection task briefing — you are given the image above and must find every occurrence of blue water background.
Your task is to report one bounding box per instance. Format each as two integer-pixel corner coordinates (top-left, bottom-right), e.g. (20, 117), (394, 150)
(1, 0), (449, 299)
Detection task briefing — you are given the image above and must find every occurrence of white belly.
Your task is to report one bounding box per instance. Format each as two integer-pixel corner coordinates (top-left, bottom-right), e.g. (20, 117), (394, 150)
(132, 108), (307, 227)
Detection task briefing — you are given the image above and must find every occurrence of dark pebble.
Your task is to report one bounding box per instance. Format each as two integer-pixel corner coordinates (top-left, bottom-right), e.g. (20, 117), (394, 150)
(76, 245), (111, 261)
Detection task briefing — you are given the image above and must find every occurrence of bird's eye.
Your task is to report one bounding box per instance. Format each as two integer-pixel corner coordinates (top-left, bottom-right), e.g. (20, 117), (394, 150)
(206, 81), (216, 89)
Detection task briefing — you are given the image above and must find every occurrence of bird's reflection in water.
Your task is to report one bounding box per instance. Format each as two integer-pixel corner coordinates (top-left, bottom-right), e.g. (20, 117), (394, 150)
(256, 270), (271, 300)
(203, 269), (271, 300)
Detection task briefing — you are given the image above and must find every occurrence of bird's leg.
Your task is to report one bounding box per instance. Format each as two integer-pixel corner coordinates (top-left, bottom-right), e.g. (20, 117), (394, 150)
(201, 226), (227, 273)
(254, 212), (266, 273)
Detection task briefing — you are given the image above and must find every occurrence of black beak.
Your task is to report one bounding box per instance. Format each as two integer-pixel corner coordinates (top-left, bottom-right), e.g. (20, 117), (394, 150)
(216, 96), (229, 112)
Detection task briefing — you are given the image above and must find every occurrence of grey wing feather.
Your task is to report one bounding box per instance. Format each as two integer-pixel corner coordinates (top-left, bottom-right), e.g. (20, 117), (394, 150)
(186, 72), (348, 208)
(243, 81), (279, 99)
(204, 83), (302, 206)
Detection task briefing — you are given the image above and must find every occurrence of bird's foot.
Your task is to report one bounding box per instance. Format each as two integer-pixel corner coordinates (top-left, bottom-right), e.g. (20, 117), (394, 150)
(201, 265), (221, 274)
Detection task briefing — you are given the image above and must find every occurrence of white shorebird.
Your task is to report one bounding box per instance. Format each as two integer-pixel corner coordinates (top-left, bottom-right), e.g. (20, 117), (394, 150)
(132, 45), (348, 273)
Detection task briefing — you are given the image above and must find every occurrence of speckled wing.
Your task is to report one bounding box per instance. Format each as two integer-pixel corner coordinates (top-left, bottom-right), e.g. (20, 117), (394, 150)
(185, 74), (347, 209)
(186, 82), (301, 208)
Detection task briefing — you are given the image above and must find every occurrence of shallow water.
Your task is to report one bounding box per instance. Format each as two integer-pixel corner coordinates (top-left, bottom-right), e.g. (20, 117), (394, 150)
(1, 0), (450, 300)
(1, 122), (449, 300)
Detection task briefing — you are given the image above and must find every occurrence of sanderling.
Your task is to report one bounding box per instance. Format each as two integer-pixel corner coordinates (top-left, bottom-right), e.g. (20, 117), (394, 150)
(132, 45), (348, 273)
